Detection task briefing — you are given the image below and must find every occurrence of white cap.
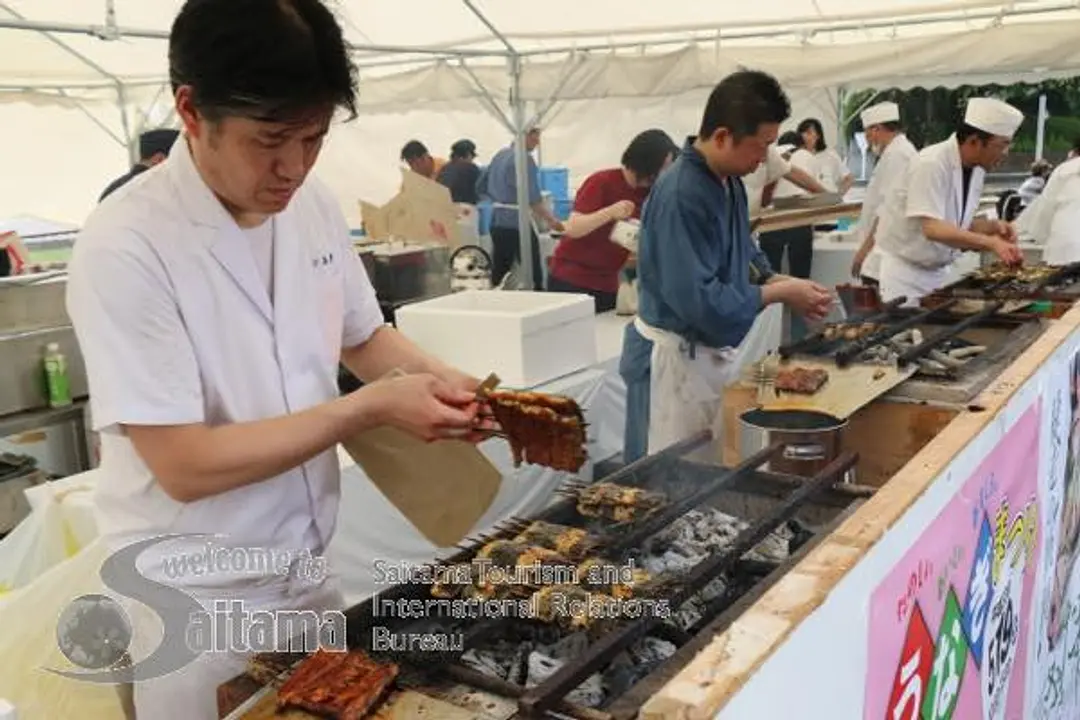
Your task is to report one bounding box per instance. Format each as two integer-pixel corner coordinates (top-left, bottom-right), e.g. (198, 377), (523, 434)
(964, 97), (1024, 139)
(776, 144), (796, 156)
(0, 699), (16, 720)
(860, 101), (900, 129)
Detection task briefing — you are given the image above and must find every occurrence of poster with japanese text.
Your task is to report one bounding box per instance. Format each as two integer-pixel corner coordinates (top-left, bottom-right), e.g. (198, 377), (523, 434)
(1026, 348), (1080, 719)
(864, 403), (1041, 720)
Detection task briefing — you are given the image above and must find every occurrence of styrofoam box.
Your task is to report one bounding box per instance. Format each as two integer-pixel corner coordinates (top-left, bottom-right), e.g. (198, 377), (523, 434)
(394, 290), (597, 388)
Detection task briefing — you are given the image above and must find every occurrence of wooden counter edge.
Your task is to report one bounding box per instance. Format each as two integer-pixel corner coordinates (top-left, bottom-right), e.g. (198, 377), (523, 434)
(641, 303), (1080, 719)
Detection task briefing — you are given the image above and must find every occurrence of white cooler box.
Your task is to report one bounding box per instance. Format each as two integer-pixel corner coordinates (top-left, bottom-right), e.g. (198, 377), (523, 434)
(394, 290), (597, 388)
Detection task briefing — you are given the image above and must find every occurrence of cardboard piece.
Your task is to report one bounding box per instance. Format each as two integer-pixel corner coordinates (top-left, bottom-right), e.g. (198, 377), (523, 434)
(339, 371), (502, 548)
(359, 170), (463, 248)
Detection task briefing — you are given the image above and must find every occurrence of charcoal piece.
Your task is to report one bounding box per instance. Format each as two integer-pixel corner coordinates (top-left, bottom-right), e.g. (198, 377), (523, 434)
(460, 649), (510, 680)
(525, 651), (605, 708)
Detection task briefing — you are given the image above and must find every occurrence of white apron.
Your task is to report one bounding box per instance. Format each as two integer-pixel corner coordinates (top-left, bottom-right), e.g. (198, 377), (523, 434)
(878, 252), (949, 307)
(635, 305), (783, 455)
(863, 245), (883, 281)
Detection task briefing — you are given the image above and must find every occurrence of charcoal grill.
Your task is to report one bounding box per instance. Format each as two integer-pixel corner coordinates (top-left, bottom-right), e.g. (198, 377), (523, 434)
(776, 295), (1035, 379)
(920, 260), (1080, 307)
(330, 431), (868, 719)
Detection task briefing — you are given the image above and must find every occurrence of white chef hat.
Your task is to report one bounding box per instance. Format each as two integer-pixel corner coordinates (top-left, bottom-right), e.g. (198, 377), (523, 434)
(964, 97), (1024, 139)
(860, 102), (900, 129)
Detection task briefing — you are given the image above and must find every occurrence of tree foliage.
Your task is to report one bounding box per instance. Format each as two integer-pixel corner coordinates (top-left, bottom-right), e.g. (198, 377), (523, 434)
(843, 78), (1080, 162)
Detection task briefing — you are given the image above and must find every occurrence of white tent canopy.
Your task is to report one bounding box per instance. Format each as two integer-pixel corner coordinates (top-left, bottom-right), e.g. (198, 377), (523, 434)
(2, 0), (1079, 231)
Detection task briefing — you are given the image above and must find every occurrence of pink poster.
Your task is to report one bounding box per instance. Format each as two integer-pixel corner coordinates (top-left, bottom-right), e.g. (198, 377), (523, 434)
(864, 403), (1042, 720)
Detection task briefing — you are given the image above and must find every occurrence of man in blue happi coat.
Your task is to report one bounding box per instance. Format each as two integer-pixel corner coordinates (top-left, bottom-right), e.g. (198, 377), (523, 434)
(620, 70), (833, 462)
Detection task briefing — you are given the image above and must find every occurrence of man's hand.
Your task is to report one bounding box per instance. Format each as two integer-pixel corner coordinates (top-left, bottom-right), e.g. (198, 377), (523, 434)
(775, 278), (833, 321)
(606, 200), (635, 222)
(365, 373), (482, 442)
(987, 236), (1023, 266)
(549, 219), (566, 233)
(994, 219), (1019, 244)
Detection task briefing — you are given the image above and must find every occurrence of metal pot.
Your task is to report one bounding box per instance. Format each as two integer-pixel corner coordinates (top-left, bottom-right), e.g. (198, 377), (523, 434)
(739, 408), (853, 482)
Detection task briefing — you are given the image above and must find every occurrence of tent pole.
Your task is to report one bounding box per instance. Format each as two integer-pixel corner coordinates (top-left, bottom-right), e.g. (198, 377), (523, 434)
(510, 52), (536, 291)
(457, 59), (514, 133)
(116, 83), (135, 164)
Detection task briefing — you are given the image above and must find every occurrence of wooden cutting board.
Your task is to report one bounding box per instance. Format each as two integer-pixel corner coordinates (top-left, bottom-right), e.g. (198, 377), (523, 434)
(233, 686), (480, 720)
(749, 355), (917, 419)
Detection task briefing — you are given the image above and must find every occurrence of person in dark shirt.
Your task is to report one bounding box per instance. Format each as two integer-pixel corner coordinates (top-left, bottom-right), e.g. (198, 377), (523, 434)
(437, 139), (481, 204)
(99, 128), (180, 202)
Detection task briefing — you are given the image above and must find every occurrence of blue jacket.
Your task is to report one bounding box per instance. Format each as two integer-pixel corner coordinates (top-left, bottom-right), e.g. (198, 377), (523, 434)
(621, 138), (774, 380)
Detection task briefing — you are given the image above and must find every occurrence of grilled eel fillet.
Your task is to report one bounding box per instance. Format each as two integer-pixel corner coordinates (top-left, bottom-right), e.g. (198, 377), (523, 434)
(246, 651), (308, 685)
(485, 389), (587, 472)
(576, 557), (652, 600)
(468, 540), (574, 598)
(513, 521), (595, 559)
(276, 649), (398, 720)
(576, 483), (667, 523)
(531, 585), (617, 632)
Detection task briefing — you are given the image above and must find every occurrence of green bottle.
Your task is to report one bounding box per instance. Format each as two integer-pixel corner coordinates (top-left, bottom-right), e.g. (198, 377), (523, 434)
(44, 342), (72, 408)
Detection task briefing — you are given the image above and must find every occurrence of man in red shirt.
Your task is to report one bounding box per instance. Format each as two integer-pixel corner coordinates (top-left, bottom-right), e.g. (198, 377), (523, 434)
(547, 129), (678, 312)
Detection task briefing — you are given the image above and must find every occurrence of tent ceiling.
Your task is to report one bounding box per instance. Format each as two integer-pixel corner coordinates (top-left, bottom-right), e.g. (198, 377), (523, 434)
(1, 1), (1079, 100)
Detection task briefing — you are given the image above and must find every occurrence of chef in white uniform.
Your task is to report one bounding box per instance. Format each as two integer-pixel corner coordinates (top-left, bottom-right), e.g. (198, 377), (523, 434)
(849, 102), (919, 284)
(876, 97), (1025, 305)
(65, 2), (485, 718)
(1018, 147), (1080, 249)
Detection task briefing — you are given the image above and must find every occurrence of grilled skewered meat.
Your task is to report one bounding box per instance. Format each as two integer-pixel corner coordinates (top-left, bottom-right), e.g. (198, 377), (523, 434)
(576, 483), (667, 523)
(430, 563), (478, 599)
(822, 322), (882, 342)
(276, 649), (398, 720)
(513, 521), (596, 559)
(531, 585), (617, 632)
(773, 366), (829, 394)
(472, 540), (574, 597)
(485, 390), (587, 472)
(576, 557), (652, 600)
(973, 261), (1057, 284)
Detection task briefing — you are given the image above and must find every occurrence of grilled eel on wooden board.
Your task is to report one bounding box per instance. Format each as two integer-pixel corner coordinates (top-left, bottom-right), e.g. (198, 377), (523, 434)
(275, 649), (399, 720)
(485, 389), (588, 472)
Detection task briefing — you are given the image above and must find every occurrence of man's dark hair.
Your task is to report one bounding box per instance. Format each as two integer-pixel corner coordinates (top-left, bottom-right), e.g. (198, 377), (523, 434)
(450, 139), (476, 160)
(956, 123), (993, 143)
(621, 129), (678, 181)
(1071, 135), (1080, 155)
(777, 130), (802, 148)
(401, 140), (429, 162)
(169, 0), (358, 123)
(698, 70), (790, 141)
(139, 128), (180, 160)
(797, 118), (827, 152)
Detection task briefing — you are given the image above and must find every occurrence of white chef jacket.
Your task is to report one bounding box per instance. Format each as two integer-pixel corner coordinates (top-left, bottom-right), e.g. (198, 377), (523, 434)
(876, 135), (984, 272)
(1041, 173), (1080, 264)
(744, 144), (791, 216)
(1018, 156), (1080, 244)
(854, 134), (918, 280)
(66, 137), (386, 595)
(808, 147), (850, 193)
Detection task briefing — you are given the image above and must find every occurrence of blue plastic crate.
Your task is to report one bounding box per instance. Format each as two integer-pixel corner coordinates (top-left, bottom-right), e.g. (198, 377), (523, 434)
(554, 199), (573, 221)
(539, 167), (570, 201)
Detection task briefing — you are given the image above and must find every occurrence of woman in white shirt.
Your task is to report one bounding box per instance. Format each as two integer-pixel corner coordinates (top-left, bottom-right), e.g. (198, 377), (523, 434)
(797, 118), (854, 195)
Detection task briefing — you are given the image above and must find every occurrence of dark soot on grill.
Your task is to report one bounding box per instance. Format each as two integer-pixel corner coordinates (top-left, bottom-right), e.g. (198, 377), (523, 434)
(741, 409), (844, 431)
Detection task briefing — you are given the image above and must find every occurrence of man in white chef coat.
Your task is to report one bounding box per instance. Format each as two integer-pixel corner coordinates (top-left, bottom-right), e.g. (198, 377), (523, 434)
(849, 101), (919, 285)
(65, 1), (486, 717)
(876, 97), (1025, 305)
(1017, 137), (1080, 255)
